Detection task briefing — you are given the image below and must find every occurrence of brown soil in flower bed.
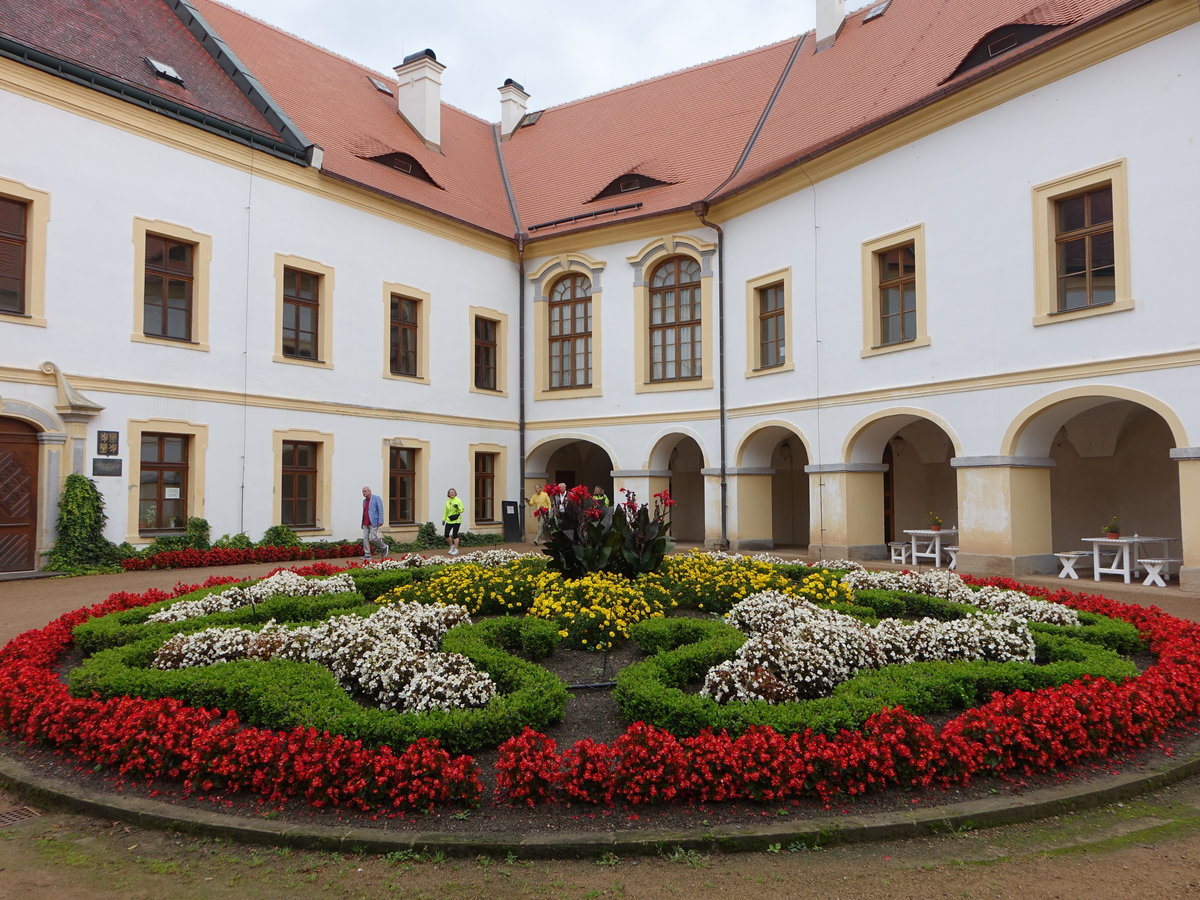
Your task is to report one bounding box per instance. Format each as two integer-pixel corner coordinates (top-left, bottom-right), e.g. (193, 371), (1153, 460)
(16, 639), (1200, 843)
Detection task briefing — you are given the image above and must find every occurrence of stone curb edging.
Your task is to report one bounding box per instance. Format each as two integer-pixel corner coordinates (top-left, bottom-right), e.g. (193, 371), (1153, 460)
(3, 744), (1200, 858)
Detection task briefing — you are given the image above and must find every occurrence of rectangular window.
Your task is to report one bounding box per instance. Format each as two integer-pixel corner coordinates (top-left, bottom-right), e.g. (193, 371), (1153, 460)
(1055, 184), (1115, 312)
(474, 452), (496, 522)
(281, 440), (317, 527)
(474, 316), (498, 390)
(649, 257), (703, 382)
(139, 433), (188, 532)
(388, 447), (416, 525)
(389, 294), (419, 377)
(877, 243), (917, 345)
(282, 267), (321, 360)
(757, 282), (785, 368)
(0, 195), (27, 315)
(143, 233), (194, 341)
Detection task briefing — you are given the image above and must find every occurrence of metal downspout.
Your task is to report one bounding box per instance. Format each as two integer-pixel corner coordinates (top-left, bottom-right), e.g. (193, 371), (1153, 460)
(691, 202), (727, 549)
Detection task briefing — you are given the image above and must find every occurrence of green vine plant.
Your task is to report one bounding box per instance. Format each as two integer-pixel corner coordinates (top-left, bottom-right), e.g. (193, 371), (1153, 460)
(46, 474), (128, 573)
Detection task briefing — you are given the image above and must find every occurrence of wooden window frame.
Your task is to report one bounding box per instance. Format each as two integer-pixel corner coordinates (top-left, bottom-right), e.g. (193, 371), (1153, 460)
(381, 283), (430, 384)
(860, 224), (930, 357)
(388, 445), (417, 525)
(131, 219), (210, 351)
(758, 282), (785, 368)
(1032, 160), (1132, 326)
(0, 177), (49, 328)
(744, 269), (794, 377)
(138, 432), (189, 533)
(142, 233), (194, 342)
(474, 316), (497, 390)
(273, 254), (334, 368)
(468, 442), (507, 530)
(124, 419), (208, 545)
(282, 267), (321, 362)
(271, 429), (332, 534)
(0, 195), (27, 317)
(280, 439), (319, 528)
(547, 273), (593, 390)
(468, 307), (508, 396)
(1053, 184), (1115, 312)
(473, 451), (497, 523)
(648, 256), (704, 383)
(389, 293), (420, 377)
(627, 235), (714, 393)
(877, 243), (918, 346)
(528, 253), (605, 401)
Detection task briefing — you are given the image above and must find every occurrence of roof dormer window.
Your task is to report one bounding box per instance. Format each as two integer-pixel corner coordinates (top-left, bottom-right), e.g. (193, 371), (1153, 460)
(948, 24), (1057, 79)
(145, 57), (184, 87)
(368, 152), (440, 188)
(592, 172), (671, 202)
(368, 76), (394, 96)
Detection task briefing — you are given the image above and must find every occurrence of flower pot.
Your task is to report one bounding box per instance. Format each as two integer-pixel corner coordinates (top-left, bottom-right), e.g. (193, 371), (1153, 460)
(1104, 531), (1120, 539)
(929, 525), (941, 532)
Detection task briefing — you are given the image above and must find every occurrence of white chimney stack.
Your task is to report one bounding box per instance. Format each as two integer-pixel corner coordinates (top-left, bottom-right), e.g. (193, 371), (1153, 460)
(394, 49), (444, 148)
(815, 0), (846, 51)
(498, 79), (529, 137)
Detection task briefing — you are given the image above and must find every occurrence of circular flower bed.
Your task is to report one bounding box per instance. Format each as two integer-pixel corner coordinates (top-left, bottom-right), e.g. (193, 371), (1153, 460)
(2, 558), (1200, 814)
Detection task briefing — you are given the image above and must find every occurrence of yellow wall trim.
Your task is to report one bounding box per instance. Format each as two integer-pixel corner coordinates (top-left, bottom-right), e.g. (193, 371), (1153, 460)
(0, 365), (519, 430)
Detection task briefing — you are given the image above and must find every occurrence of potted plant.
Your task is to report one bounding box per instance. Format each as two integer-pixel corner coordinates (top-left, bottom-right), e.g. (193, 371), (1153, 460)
(927, 511), (942, 532)
(1102, 515), (1120, 539)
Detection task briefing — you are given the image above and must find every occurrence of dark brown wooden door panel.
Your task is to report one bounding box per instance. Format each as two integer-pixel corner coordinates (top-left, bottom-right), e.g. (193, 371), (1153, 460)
(0, 419), (39, 572)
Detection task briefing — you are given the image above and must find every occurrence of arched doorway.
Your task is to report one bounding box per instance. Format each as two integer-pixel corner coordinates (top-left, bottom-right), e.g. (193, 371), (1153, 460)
(734, 423), (811, 550)
(0, 417), (40, 572)
(1045, 400), (1180, 548)
(541, 440), (614, 499)
(846, 411), (960, 550)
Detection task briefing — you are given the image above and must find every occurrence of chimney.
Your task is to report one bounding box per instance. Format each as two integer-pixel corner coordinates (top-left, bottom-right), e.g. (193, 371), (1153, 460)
(498, 78), (529, 137)
(394, 49), (444, 148)
(815, 0), (846, 52)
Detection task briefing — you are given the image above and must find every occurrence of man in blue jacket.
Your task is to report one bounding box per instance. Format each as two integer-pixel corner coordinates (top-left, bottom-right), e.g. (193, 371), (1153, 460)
(361, 486), (387, 561)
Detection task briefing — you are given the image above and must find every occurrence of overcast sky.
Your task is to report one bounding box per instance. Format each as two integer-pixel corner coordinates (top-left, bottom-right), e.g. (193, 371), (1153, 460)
(215, 1), (871, 120)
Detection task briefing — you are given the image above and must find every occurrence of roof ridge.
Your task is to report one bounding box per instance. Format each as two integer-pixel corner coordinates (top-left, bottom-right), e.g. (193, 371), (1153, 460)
(540, 33), (808, 114)
(194, 0), (494, 125)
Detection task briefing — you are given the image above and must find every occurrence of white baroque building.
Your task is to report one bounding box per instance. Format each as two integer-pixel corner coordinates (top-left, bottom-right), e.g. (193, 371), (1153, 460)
(1, 0), (1198, 588)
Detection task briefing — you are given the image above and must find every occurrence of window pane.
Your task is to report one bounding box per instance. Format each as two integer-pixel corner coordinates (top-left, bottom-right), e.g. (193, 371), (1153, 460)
(162, 436), (186, 463)
(0, 197), (25, 237)
(1059, 275), (1089, 311)
(1057, 194), (1086, 233)
(1091, 230), (1115, 270)
(141, 436), (161, 462)
(1058, 239), (1087, 277)
(1088, 186), (1113, 225)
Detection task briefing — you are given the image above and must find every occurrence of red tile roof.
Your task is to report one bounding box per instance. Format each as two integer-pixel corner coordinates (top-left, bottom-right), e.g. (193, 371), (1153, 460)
(719, 0), (1142, 200)
(2, 0), (1150, 241)
(192, 0), (516, 238)
(0, 0), (283, 140)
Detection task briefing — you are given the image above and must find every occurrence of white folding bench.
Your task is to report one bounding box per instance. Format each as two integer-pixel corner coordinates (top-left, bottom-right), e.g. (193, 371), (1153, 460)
(944, 545), (959, 570)
(1138, 557), (1182, 587)
(888, 541), (911, 564)
(1054, 551), (1090, 580)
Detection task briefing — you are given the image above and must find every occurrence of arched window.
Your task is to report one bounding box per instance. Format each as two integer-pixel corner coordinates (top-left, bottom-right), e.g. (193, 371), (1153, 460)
(648, 256), (702, 382)
(548, 273), (592, 388)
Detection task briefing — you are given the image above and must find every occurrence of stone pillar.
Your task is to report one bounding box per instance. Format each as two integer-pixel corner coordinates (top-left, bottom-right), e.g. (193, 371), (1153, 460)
(37, 431), (67, 564)
(1170, 449), (1200, 592)
(951, 456), (1055, 576)
(700, 468), (725, 549)
(804, 463), (886, 560)
(610, 469), (671, 534)
(728, 467), (773, 551)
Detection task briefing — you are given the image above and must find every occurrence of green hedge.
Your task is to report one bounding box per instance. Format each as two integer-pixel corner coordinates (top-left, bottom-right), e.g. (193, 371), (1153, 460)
(67, 616), (567, 754)
(616, 612), (1139, 737)
(71, 589), (369, 654)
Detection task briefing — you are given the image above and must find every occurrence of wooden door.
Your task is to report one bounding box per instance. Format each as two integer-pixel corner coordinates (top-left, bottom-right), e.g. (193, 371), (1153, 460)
(0, 418), (39, 572)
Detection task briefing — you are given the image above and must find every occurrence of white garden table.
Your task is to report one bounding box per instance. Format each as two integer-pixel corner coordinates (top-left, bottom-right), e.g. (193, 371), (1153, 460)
(1081, 535), (1177, 584)
(903, 528), (958, 568)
